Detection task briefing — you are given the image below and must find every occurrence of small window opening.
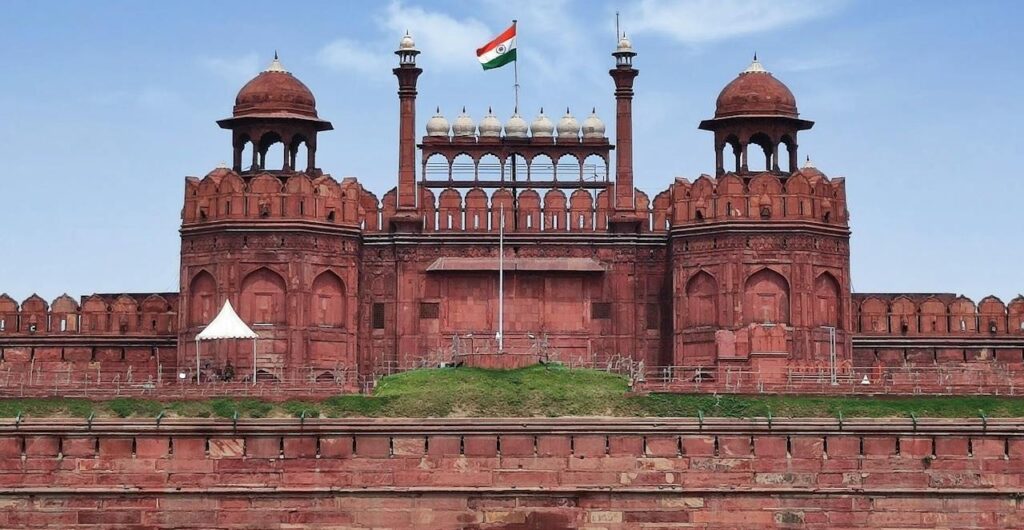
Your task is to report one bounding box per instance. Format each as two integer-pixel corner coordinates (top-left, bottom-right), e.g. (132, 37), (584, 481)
(372, 303), (385, 329)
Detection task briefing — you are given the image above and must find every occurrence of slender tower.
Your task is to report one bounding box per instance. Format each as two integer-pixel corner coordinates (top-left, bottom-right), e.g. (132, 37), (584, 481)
(392, 32), (424, 231)
(608, 34), (641, 232)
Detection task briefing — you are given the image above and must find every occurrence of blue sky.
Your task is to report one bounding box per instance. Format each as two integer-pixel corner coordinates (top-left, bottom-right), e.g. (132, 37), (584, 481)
(0, 0), (1020, 303)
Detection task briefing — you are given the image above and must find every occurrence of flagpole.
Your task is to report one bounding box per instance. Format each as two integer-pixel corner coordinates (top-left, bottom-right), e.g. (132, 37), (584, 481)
(512, 19), (519, 110)
(498, 205), (504, 352)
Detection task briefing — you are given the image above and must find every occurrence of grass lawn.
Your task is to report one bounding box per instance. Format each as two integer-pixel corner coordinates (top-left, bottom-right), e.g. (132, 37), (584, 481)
(1, 365), (1022, 419)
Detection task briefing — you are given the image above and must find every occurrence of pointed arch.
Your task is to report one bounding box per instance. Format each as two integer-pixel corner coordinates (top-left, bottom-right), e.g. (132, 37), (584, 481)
(189, 270), (217, 327)
(685, 270), (718, 327)
(311, 270), (346, 328)
(813, 272), (841, 328)
(743, 268), (790, 325)
(240, 268), (287, 325)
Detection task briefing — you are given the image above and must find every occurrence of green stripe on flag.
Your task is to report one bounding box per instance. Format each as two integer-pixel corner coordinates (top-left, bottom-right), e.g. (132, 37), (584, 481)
(481, 49), (516, 70)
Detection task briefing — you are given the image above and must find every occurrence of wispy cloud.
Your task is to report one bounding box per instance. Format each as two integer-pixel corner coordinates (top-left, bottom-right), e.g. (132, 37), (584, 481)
(318, 1), (492, 74)
(199, 53), (261, 84)
(317, 38), (391, 76)
(622, 0), (846, 44)
(380, 1), (492, 71)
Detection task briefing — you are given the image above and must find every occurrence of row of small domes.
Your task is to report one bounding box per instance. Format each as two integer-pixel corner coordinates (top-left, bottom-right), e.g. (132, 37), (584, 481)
(426, 108), (606, 139)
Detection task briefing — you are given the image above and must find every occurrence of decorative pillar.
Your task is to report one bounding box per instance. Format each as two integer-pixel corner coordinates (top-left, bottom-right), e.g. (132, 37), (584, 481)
(393, 32), (422, 211)
(390, 32), (424, 233)
(608, 34), (641, 233)
(715, 141), (725, 175)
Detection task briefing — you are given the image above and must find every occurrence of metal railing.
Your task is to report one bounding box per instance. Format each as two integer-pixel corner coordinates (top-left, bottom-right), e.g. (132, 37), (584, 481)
(1, 352), (1022, 399)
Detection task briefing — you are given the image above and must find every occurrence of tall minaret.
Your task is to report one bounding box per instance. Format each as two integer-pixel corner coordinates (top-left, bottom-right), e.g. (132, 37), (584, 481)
(393, 32), (422, 213)
(609, 34), (640, 232)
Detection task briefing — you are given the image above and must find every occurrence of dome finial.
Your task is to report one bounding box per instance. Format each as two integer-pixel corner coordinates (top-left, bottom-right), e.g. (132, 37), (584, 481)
(266, 52), (287, 73)
(803, 155), (816, 169)
(743, 54), (768, 74)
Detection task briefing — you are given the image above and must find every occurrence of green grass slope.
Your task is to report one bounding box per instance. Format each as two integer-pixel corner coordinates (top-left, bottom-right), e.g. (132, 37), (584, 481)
(1, 365), (1022, 419)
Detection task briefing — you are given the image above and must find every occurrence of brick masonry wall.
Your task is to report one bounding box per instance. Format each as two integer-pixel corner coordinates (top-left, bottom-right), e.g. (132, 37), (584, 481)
(0, 418), (1020, 529)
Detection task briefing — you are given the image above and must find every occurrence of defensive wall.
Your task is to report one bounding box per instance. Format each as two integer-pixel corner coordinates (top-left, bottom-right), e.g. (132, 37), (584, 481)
(2, 289), (1023, 398)
(0, 418), (1020, 528)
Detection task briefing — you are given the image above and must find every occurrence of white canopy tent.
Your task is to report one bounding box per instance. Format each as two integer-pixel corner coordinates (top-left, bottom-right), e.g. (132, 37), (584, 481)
(195, 300), (260, 384)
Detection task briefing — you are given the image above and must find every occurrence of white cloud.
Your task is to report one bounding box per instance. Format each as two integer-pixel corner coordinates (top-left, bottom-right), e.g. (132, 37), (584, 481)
(317, 1), (492, 74)
(199, 53), (260, 83)
(380, 1), (492, 71)
(622, 0), (845, 44)
(317, 38), (391, 76)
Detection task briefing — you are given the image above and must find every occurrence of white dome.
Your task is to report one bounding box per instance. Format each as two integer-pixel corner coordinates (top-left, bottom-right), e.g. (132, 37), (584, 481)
(425, 107), (450, 137)
(530, 109), (554, 137)
(478, 107), (502, 137)
(616, 34), (634, 54)
(398, 31), (416, 51)
(556, 108), (580, 139)
(504, 111), (528, 138)
(581, 108), (605, 139)
(452, 107), (476, 137)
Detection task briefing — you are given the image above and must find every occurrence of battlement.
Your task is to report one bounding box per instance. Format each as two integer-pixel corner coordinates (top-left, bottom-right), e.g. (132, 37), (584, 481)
(854, 293), (1024, 336)
(182, 168), (381, 230)
(665, 167), (847, 228)
(0, 292), (178, 336)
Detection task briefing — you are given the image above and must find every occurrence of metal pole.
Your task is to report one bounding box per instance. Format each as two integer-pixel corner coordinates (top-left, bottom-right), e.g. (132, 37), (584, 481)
(195, 338), (200, 385)
(252, 338), (257, 385)
(512, 19), (519, 110)
(824, 326), (837, 385)
(498, 205), (504, 352)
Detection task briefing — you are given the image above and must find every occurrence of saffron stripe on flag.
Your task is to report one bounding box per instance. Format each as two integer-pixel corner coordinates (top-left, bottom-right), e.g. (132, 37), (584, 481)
(476, 24), (516, 57)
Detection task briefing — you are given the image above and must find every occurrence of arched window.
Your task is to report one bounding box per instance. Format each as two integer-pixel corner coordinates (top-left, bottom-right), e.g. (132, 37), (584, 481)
(259, 132), (285, 171)
(813, 273), (841, 328)
(311, 271), (345, 327)
(720, 135), (740, 173)
(189, 271), (217, 326)
(291, 135), (309, 172)
(747, 133), (773, 172)
(240, 268), (286, 324)
(582, 154), (607, 182)
(743, 268), (790, 325)
(686, 271), (718, 327)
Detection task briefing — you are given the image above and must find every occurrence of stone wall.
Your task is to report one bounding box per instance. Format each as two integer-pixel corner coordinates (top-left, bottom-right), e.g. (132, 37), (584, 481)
(0, 418), (1019, 528)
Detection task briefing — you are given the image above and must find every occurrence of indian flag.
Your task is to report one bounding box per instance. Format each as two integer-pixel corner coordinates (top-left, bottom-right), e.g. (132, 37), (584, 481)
(476, 23), (516, 70)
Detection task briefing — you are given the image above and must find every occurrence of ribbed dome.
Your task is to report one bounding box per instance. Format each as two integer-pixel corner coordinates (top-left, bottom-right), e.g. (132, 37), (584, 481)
(556, 108), (580, 139)
(715, 57), (798, 119)
(425, 107), (450, 136)
(504, 111), (528, 138)
(530, 109), (554, 137)
(478, 107), (502, 137)
(233, 56), (319, 119)
(581, 108), (605, 139)
(452, 107), (476, 137)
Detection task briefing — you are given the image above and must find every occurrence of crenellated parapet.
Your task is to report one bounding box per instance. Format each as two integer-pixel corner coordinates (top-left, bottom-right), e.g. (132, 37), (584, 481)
(182, 168), (380, 230)
(0, 293), (178, 336)
(854, 293), (1024, 336)
(663, 166), (847, 229)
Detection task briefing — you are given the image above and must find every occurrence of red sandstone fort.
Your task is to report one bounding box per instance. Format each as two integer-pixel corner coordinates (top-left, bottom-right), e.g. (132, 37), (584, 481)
(1, 31), (1023, 530)
(1, 34), (1021, 391)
